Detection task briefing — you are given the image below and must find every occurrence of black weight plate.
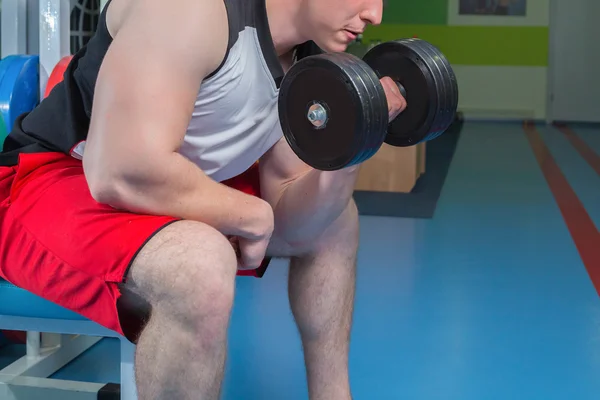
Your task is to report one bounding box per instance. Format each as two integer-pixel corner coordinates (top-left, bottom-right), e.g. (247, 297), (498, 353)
(363, 38), (458, 147)
(410, 39), (458, 142)
(278, 53), (387, 170)
(395, 39), (458, 143)
(436, 45), (459, 140)
(363, 39), (438, 147)
(340, 50), (388, 166)
(407, 39), (453, 142)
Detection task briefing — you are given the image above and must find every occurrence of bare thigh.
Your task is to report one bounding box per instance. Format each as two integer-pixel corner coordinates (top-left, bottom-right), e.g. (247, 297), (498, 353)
(116, 220), (238, 343)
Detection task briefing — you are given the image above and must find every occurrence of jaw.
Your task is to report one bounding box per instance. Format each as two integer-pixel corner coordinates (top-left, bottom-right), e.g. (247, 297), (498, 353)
(267, 0), (308, 55)
(318, 30), (354, 53)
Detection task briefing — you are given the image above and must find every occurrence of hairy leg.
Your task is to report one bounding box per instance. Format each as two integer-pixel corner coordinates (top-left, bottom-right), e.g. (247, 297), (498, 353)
(271, 200), (359, 400)
(119, 221), (238, 400)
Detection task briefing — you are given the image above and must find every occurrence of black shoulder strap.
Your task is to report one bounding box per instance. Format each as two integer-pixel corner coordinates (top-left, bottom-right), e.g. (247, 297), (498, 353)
(295, 41), (324, 61)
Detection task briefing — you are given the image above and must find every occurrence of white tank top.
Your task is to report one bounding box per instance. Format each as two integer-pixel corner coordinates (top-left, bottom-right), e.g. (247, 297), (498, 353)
(178, 0), (321, 182)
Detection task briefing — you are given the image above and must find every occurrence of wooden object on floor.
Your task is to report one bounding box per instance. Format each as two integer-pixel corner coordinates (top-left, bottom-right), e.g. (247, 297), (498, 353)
(354, 142), (426, 193)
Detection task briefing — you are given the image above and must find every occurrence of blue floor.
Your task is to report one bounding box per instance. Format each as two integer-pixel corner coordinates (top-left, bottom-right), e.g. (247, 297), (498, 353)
(2, 121), (600, 399)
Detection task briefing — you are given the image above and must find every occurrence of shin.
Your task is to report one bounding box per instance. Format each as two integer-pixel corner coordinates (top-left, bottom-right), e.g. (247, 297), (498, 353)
(119, 221), (238, 400)
(286, 200), (359, 400)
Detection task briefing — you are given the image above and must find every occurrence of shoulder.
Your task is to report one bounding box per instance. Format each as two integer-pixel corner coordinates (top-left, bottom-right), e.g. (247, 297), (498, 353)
(105, 0), (230, 78)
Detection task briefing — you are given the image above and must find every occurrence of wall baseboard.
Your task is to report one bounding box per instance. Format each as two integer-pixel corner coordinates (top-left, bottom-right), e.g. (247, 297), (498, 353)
(457, 108), (536, 121)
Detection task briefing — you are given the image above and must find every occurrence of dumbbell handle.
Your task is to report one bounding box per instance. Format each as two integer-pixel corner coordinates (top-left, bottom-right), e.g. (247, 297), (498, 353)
(395, 82), (407, 99)
(306, 80), (406, 128)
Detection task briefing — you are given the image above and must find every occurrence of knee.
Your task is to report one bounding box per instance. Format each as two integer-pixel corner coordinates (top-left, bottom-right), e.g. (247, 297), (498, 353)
(293, 199), (360, 257)
(121, 221), (239, 341)
(154, 222), (238, 325)
(322, 199), (359, 249)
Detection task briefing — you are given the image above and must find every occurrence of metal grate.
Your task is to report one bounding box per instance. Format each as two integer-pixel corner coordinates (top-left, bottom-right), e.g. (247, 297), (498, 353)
(70, 0), (100, 53)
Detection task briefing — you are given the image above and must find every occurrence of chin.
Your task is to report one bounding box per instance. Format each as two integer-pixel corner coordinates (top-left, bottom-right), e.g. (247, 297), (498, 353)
(318, 40), (348, 53)
(332, 43), (349, 53)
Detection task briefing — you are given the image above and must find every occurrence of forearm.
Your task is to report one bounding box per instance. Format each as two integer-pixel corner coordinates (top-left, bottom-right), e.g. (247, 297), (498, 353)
(87, 151), (269, 237)
(272, 166), (359, 245)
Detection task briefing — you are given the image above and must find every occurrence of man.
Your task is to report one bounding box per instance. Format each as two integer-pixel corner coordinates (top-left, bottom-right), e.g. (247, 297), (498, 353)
(0, 0), (405, 398)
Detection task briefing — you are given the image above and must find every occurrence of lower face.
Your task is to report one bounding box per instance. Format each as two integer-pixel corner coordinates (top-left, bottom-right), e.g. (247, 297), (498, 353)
(301, 2), (363, 53)
(315, 28), (358, 53)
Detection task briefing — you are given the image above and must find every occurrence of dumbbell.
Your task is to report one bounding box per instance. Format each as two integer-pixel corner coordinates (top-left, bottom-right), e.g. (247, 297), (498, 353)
(278, 38), (459, 171)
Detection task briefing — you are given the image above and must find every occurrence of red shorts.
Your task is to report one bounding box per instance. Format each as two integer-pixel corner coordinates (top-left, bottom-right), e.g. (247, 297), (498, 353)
(0, 152), (263, 340)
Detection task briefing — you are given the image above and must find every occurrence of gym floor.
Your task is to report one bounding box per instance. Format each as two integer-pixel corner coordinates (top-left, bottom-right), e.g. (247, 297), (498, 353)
(1, 121), (599, 399)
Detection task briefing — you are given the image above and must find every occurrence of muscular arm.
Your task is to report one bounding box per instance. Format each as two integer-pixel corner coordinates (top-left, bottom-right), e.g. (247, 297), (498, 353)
(259, 138), (359, 246)
(259, 76), (406, 246)
(84, 0), (271, 237)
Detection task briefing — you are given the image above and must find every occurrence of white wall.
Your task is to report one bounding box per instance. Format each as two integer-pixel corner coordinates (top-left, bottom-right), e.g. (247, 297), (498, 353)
(454, 66), (547, 120)
(447, 0), (550, 120)
(547, 0), (600, 122)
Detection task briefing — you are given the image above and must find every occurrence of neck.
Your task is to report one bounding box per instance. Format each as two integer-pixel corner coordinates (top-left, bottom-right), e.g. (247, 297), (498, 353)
(265, 0), (307, 55)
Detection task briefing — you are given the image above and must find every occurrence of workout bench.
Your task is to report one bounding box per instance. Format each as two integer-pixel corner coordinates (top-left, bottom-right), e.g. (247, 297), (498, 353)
(0, 278), (138, 400)
(0, 1), (137, 397)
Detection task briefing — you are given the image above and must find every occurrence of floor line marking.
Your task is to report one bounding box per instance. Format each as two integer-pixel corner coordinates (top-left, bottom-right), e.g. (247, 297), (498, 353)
(554, 123), (600, 177)
(523, 121), (600, 297)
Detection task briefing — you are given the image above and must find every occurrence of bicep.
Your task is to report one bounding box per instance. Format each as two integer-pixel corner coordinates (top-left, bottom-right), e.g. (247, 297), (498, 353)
(258, 137), (313, 207)
(85, 0), (228, 172)
(259, 41), (326, 205)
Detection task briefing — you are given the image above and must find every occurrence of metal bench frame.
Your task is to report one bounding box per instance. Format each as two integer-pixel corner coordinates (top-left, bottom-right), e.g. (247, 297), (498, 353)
(0, 311), (137, 399)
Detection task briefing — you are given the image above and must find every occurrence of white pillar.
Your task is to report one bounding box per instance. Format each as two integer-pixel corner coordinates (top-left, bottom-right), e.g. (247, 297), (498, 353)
(27, 0), (40, 55)
(1, 0), (29, 57)
(38, 0), (70, 98)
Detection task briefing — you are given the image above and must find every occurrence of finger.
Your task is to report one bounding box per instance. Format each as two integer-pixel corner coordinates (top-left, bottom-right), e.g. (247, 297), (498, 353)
(386, 77), (400, 97)
(238, 242), (267, 270)
(383, 78), (398, 99)
(237, 264), (257, 271)
(238, 257), (261, 270)
(388, 80), (407, 111)
(389, 96), (404, 120)
(385, 83), (398, 114)
(399, 95), (407, 112)
(237, 255), (254, 270)
(381, 77), (406, 119)
(227, 236), (241, 258)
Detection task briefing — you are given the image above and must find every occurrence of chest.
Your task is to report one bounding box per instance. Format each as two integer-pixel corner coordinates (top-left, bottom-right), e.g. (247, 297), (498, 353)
(190, 29), (282, 137)
(177, 29), (286, 181)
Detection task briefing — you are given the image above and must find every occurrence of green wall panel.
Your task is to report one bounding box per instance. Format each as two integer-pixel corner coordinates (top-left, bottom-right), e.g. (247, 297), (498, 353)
(362, 25), (549, 66)
(382, 0), (448, 25)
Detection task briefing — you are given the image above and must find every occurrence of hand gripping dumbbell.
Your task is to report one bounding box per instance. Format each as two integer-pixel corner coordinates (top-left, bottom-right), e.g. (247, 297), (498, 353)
(278, 38), (459, 171)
